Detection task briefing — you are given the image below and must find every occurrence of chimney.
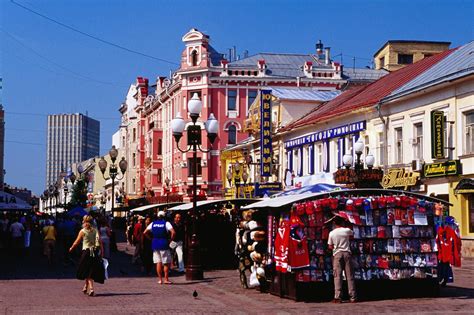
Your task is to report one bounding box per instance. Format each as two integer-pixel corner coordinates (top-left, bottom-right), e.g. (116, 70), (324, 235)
(316, 40), (323, 55)
(325, 47), (331, 65)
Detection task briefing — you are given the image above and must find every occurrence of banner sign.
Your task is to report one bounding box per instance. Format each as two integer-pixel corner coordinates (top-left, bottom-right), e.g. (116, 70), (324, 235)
(422, 160), (462, 178)
(431, 110), (445, 159)
(381, 168), (420, 190)
(284, 121), (366, 149)
(260, 90), (272, 177)
(255, 182), (282, 197)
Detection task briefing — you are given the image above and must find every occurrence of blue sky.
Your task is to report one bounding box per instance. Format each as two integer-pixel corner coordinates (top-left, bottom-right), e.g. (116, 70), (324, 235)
(1, 0), (472, 195)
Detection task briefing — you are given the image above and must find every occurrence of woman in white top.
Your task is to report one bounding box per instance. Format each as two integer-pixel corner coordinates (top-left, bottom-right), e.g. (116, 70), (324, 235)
(99, 219), (112, 259)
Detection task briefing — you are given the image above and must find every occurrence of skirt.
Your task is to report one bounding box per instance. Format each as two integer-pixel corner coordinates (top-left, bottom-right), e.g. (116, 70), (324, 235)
(76, 248), (105, 284)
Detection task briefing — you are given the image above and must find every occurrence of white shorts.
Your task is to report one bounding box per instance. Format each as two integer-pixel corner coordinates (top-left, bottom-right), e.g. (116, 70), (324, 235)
(153, 249), (171, 264)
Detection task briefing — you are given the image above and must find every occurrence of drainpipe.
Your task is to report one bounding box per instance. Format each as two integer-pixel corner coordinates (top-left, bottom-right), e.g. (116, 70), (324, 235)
(376, 102), (389, 171)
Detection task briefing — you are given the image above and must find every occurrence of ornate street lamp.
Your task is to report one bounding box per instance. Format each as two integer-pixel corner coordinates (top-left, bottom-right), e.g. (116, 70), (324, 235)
(98, 146), (128, 215)
(339, 138), (380, 188)
(171, 93), (218, 281)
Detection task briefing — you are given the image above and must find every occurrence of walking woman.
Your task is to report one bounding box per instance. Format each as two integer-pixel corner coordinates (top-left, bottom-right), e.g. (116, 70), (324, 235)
(69, 215), (105, 296)
(98, 218), (112, 259)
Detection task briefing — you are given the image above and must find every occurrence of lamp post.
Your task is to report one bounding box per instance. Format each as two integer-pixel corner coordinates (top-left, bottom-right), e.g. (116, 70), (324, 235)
(165, 177), (171, 203)
(241, 167), (248, 198)
(171, 93), (218, 281)
(340, 138), (379, 188)
(234, 162), (241, 198)
(98, 146), (128, 215)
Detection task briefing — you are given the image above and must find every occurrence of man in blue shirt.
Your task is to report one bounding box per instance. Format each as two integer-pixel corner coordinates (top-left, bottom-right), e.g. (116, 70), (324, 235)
(144, 211), (175, 284)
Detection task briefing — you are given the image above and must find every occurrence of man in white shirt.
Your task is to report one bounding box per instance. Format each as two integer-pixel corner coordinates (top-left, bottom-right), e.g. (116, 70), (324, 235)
(9, 217), (25, 254)
(328, 215), (357, 303)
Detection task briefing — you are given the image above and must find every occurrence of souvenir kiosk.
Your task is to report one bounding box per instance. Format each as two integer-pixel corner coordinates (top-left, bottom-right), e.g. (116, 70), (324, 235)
(240, 188), (458, 301)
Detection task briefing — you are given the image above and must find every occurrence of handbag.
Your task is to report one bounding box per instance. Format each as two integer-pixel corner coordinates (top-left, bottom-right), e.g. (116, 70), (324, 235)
(102, 258), (109, 280)
(249, 269), (260, 288)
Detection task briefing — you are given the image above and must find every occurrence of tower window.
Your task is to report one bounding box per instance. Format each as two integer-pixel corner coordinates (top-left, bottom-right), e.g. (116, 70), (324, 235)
(191, 50), (198, 66)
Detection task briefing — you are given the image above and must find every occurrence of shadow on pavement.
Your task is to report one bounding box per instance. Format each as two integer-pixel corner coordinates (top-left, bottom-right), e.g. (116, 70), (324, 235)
(96, 292), (150, 297)
(440, 285), (474, 299)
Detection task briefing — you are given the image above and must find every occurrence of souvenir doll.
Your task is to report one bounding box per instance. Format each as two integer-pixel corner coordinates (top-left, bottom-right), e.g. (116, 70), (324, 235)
(387, 208), (395, 225)
(379, 209), (388, 225)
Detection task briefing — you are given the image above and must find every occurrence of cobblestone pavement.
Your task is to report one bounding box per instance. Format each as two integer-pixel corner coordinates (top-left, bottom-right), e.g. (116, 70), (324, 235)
(1, 233), (473, 314)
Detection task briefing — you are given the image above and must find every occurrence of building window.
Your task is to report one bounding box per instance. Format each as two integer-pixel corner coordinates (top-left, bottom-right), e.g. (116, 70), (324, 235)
(379, 56), (385, 68)
(132, 178), (136, 193)
(304, 146), (310, 175)
(317, 144), (323, 172)
(132, 153), (136, 166)
(247, 90), (258, 111)
(398, 54), (413, 65)
(191, 50), (198, 66)
(413, 123), (423, 160)
(377, 132), (385, 166)
(188, 157), (202, 177)
(133, 128), (136, 142)
(465, 111), (474, 154)
(395, 127), (403, 164)
(228, 125), (237, 144)
(227, 90), (237, 111)
(157, 139), (162, 156)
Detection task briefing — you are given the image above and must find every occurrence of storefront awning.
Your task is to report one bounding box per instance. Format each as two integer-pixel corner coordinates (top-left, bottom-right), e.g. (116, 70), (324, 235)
(454, 178), (474, 194)
(168, 198), (261, 211)
(0, 191), (32, 211)
(131, 202), (184, 214)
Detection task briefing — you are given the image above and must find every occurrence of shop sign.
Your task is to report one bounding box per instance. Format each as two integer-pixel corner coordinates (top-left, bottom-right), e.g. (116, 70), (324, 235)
(255, 182), (282, 197)
(422, 160), (462, 178)
(334, 168), (384, 185)
(431, 110), (445, 159)
(381, 168), (420, 190)
(284, 121), (366, 149)
(260, 90), (272, 177)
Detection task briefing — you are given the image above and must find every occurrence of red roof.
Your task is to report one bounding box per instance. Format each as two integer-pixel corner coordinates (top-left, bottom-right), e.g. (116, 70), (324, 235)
(282, 48), (455, 132)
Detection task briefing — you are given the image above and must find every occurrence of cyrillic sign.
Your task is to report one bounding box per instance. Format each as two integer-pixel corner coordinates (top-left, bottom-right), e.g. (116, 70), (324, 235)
(260, 90), (272, 177)
(381, 168), (420, 190)
(431, 110), (445, 159)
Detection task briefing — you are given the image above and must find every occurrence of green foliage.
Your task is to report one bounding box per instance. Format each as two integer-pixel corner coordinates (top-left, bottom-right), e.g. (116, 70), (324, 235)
(68, 178), (87, 209)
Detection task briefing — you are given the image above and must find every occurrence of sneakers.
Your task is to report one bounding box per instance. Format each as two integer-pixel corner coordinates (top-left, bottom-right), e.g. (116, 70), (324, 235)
(333, 298), (342, 303)
(350, 298), (358, 303)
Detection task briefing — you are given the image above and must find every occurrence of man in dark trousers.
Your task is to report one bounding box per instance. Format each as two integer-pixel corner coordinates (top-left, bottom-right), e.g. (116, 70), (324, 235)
(144, 211), (175, 284)
(328, 215), (357, 303)
(170, 213), (185, 273)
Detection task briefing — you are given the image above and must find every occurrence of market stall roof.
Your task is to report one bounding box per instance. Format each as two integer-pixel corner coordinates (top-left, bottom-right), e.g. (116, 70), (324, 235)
(0, 191), (32, 211)
(131, 202), (184, 214)
(242, 188), (452, 210)
(272, 183), (342, 197)
(168, 198), (261, 211)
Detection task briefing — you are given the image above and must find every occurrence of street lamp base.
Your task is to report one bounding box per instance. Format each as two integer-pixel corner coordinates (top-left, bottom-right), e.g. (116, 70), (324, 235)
(185, 266), (204, 281)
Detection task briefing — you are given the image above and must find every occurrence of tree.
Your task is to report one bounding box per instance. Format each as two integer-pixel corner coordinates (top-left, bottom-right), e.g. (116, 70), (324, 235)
(68, 178), (87, 209)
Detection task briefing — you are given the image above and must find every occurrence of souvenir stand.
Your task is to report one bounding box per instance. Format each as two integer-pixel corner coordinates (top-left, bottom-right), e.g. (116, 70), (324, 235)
(241, 188), (457, 301)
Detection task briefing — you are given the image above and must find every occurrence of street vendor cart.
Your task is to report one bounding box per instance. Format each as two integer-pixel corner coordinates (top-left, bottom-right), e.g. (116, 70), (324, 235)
(241, 188), (459, 301)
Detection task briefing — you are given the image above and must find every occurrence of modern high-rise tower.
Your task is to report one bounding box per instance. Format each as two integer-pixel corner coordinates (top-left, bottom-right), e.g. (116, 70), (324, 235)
(46, 113), (100, 187)
(0, 78), (4, 191)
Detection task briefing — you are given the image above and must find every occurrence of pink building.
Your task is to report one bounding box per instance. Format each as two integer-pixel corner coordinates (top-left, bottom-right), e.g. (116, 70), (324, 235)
(125, 29), (380, 200)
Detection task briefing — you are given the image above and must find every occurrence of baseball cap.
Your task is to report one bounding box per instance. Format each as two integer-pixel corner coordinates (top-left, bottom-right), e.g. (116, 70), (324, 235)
(157, 210), (166, 217)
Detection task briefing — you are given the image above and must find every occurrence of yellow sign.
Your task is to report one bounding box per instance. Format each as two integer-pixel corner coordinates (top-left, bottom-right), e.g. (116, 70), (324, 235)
(381, 168), (420, 190)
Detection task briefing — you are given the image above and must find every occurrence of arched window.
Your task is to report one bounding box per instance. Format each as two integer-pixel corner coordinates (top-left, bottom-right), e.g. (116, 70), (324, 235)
(228, 125), (237, 144)
(191, 50), (198, 66)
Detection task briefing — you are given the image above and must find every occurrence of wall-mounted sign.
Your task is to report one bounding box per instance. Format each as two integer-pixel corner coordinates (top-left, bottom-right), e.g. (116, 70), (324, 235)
(422, 160), (462, 178)
(284, 121), (366, 149)
(334, 168), (384, 188)
(381, 168), (420, 190)
(431, 110), (445, 159)
(255, 182), (282, 197)
(260, 90), (272, 177)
